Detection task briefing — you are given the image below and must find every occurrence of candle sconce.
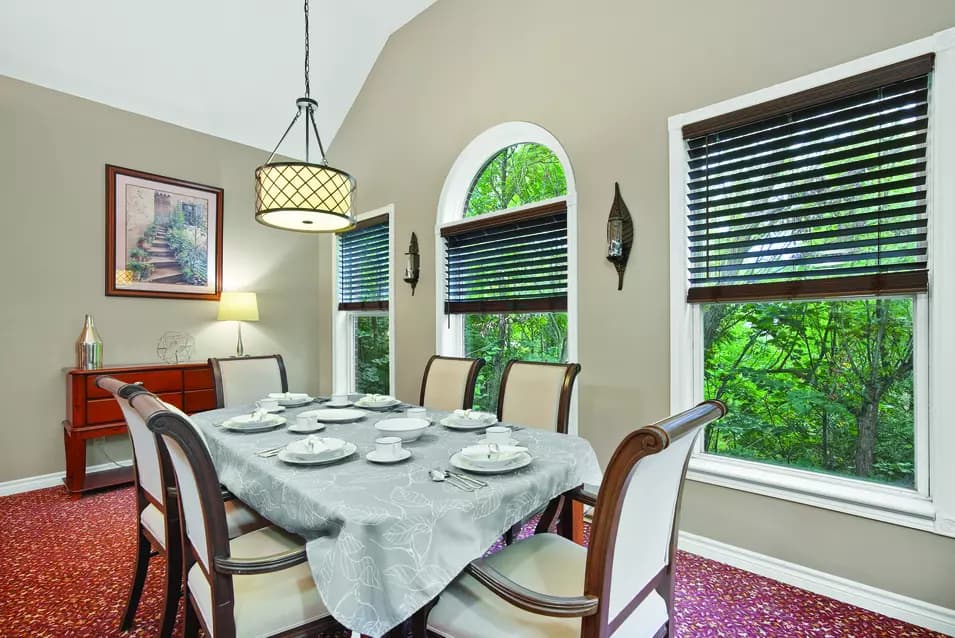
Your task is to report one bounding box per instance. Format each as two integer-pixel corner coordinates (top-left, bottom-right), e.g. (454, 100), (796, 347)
(404, 232), (420, 295)
(606, 182), (633, 291)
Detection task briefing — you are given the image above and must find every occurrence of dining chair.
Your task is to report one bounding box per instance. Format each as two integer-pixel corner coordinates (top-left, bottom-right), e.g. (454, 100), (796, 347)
(419, 355), (486, 411)
(209, 354), (289, 408)
(129, 389), (348, 638)
(426, 400), (727, 638)
(96, 376), (265, 638)
(497, 360), (581, 433)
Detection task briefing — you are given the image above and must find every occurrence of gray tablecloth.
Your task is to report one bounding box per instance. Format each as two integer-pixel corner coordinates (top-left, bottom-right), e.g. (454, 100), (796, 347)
(191, 403), (602, 637)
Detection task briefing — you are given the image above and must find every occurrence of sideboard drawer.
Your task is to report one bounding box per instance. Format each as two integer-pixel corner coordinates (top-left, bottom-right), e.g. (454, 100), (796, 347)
(86, 391), (182, 425)
(184, 367), (214, 391)
(184, 389), (217, 413)
(86, 369), (183, 399)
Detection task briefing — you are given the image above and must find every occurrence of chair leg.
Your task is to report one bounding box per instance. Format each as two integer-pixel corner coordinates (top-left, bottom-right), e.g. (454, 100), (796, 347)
(183, 597), (200, 638)
(158, 537), (182, 638)
(503, 524), (517, 545)
(119, 528), (152, 631)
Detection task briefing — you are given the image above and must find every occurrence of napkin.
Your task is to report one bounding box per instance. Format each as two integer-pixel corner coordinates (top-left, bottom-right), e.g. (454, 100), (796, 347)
(269, 392), (310, 401)
(285, 435), (345, 460)
(460, 443), (528, 466)
(251, 408), (270, 421)
(452, 409), (495, 423)
(359, 394), (395, 403)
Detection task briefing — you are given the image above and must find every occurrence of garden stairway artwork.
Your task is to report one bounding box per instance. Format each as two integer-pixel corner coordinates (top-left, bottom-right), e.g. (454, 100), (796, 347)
(145, 227), (184, 283)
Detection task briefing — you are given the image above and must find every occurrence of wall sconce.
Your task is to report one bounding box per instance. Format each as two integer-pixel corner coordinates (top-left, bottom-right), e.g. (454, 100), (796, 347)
(404, 232), (420, 295)
(606, 182), (633, 291)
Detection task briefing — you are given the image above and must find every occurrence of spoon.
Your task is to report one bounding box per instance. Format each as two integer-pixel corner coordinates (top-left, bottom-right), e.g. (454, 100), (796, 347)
(429, 469), (473, 491)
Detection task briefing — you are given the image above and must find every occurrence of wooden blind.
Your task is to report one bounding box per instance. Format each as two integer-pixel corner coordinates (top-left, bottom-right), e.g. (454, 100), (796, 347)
(338, 214), (389, 311)
(683, 55), (933, 303)
(441, 201), (567, 314)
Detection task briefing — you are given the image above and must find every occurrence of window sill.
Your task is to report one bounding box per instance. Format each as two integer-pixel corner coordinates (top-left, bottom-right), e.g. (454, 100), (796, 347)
(687, 454), (937, 533)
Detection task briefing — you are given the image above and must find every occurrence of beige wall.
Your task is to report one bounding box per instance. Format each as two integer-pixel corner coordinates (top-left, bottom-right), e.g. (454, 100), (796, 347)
(319, 0), (955, 607)
(0, 76), (321, 482)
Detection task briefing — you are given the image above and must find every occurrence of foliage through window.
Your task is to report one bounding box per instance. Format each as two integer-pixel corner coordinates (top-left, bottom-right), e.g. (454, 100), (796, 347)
(447, 142), (569, 411)
(703, 299), (914, 487)
(466, 143), (566, 217)
(353, 315), (389, 395)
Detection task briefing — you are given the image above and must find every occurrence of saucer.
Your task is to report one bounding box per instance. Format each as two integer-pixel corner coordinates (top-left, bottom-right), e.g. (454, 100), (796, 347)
(288, 421), (326, 434)
(261, 405), (286, 413)
(324, 400), (353, 408)
(366, 449), (412, 464)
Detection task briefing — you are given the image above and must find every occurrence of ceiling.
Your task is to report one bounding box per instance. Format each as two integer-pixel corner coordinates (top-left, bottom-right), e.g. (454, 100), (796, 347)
(0, 0), (435, 158)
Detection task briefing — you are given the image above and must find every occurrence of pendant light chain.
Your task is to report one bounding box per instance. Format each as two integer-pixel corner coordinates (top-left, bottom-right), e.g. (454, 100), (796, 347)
(304, 0), (310, 99)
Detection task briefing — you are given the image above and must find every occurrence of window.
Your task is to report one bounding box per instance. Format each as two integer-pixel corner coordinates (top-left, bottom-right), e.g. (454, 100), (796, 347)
(440, 141), (571, 411)
(335, 212), (392, 394)
(667, 39), (955, 533)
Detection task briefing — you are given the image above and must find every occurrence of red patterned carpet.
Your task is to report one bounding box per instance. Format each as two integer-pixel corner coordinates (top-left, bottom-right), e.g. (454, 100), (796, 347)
(0, 486), (946, 638)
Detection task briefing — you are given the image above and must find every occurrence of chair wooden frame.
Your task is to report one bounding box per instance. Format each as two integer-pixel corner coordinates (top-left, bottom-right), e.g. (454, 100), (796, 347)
(208, 354), (288, 409)
(430, 400), (726, 638)
(418, 355), (486, 410)
(95, 376), (180, 638)
(131, 391), (346, 638)
(496, 359), (582, 434)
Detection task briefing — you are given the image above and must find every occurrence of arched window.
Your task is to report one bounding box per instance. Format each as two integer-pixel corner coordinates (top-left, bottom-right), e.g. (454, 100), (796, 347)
(437, 126), (577, 415)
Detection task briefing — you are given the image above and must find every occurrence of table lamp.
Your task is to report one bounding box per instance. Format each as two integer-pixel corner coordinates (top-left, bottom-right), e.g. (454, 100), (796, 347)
(217, 292), (259, 357)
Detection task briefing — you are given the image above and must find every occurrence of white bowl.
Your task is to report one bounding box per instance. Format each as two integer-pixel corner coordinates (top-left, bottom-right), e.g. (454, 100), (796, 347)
(374, 417), (429, 442)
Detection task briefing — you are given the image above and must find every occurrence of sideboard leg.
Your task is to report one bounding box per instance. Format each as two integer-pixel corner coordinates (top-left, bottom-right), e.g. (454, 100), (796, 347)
(63, 428), (86, 499)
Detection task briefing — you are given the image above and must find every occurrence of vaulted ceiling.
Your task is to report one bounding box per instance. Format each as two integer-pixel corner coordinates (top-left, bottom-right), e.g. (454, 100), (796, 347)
(0, 0), (435, 157)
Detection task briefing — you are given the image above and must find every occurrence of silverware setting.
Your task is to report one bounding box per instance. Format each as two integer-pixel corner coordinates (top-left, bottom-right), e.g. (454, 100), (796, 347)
(429, 469), (473, 491)
(445, 469), (487, 489)
(255, 446), (285, 458)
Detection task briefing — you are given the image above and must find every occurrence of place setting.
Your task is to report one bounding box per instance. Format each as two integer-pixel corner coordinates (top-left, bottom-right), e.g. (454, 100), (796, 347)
(219, 406), (287, 433)
(268, 391), (317, 408)
(353, 393), (405, 411)
(439, 409), (498, 431)
(449, 425), (532, 475)
(265, 434), (358, 466)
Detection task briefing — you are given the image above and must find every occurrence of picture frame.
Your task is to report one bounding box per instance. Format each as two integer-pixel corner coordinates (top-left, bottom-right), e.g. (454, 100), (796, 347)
(106, 165), (223, 300)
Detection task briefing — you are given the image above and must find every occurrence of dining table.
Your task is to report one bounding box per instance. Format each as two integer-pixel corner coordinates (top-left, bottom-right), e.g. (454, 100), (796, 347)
(190, 397), (603, 638)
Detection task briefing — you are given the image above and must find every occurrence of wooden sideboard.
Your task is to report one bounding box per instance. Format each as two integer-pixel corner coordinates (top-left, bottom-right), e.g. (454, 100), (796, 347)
(63, 361), (217, 498)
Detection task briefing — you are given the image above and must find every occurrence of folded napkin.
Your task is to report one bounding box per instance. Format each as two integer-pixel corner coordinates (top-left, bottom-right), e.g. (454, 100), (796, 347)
(460, 443), (528, 465)
(252, 408), (270, 421)
(285, 435), (346, 460)
(452, 409), (496, 423)
(269, 392), (310, 401)
(359, 394), (395, 403)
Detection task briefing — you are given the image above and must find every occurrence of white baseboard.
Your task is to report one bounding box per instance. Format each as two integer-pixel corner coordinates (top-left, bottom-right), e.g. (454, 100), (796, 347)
(679, 531), (955, 636)
(0, 461), (133, 497)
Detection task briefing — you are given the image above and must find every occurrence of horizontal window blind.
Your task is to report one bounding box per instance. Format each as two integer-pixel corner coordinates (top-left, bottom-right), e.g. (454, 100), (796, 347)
(683, 55), (932, 303)
(338, 214), (389, 311)
(442, 201), (567, 314)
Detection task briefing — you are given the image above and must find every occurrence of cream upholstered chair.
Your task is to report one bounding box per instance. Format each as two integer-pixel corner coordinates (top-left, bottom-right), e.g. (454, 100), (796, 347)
(419, 355), (486, 411)
(426, 400), (727, 638)
(497, 360), (581, 433)
(130, 390), (347, 638)
(209, 354), (288, 408)
(96, 377), (265, 638)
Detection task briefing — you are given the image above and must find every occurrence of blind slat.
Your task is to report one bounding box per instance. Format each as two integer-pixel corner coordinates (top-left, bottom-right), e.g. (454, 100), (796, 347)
(686, 68), (931, 302)
(338, 218), (389, 309)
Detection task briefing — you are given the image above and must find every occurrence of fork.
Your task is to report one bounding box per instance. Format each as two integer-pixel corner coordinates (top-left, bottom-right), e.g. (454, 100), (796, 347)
(445, 469), (487, 488)
(255, 446), (285, 458)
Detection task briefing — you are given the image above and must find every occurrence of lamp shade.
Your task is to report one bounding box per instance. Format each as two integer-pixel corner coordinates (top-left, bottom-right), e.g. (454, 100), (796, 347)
(217, 292), (259, 322)
(254, 162), (356, 232)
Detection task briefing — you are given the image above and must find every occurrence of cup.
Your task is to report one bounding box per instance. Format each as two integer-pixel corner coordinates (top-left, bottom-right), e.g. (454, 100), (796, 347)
(296, 413), (316, 429)
(256, 398), (279, 411)
(405, 407), (427, 420)
(485, 425), (513, 445)
(375, 436), (402, 460)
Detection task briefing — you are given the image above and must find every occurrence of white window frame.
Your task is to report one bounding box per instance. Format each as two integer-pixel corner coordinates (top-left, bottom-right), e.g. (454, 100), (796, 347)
(332, 205), (396, 396)
(668, 28), (955, 536)
(434, 122), (579, 432)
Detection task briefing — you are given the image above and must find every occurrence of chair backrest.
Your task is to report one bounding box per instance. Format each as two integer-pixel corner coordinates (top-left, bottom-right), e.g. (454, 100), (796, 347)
(419, 355), (486, 411)
(496, 360), (581, 433)
(582, 400), (726, 638)
(131, 390), (236, 637)
(209, 354), (288, 408)
(95, 376), (164, 508)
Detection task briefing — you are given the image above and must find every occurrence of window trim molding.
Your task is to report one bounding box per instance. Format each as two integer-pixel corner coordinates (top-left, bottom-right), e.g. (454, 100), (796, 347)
(332, 204), (396, 396)
(668, 27), (955, 536)
(434, 122), (579, 432)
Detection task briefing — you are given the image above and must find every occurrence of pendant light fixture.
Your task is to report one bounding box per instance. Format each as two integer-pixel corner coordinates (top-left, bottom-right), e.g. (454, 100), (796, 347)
(254, 0), (357, 233)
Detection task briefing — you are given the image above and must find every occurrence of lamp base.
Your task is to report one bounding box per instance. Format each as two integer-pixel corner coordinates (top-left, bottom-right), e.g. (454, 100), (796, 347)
(235, 322), (245, 357)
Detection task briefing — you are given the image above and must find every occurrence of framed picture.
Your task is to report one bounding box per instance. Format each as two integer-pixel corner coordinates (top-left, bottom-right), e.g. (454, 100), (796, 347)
(106, 165), (223, 300)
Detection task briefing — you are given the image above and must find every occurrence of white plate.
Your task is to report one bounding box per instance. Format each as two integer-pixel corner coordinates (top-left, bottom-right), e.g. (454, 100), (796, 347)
(277, 442), (357, 465)
(355, 396), (401, 408)
(366, 448), (412, 464)
(440, 416), (496, 431)
(221, 414), (286, 433)
(324, 400), (353, 408)
(450, 451), (532, 474)
(288, 421), (326, 434)
(259, 405), (286, 413)
(308, 408), (367, 423)
(276, 396), (314, 407)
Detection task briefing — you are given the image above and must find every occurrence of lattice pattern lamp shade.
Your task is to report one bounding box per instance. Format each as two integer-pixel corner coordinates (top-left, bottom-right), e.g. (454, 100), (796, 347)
(255, 162), (356, 232)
